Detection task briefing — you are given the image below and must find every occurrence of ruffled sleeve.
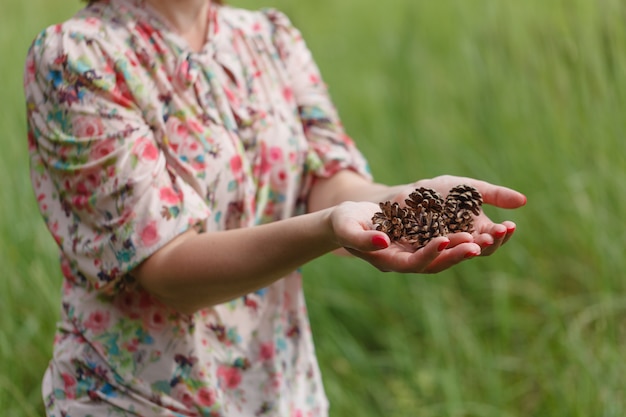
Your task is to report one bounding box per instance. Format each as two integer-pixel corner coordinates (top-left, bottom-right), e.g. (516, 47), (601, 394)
(263, 9), (372, 182)
(25, 23), (211, 294)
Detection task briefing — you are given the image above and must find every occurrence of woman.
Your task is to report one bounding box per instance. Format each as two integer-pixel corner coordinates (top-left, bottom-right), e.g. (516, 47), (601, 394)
(24, 0), (526, 415)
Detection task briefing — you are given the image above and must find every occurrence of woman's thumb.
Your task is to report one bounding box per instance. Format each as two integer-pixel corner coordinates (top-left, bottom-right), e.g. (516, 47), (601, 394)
(369, 232), (390, 251)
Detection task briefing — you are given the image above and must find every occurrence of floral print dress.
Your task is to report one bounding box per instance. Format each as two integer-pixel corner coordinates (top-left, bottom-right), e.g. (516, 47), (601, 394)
(24, 0), (370, 416)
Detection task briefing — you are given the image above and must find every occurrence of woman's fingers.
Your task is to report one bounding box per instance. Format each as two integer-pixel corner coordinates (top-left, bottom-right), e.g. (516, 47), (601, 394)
(500, 221), (517, 245)
(401, 237), (477, 274)
(402, 236), (453, 273)
(446, 232), (474, 247)
(346, 234), (480, 274)
(410, 175), (527, 210)
(472, 213), (517, 256)
(478, 182), (527, 209)
(422, 241), (482, 273)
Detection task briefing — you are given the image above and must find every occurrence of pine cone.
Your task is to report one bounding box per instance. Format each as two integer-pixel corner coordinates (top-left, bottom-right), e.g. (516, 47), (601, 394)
(443, 184), (483, 233)
(401, 210), (447, 249)
(371, 184), (483, 250)
(404, 187), (445, 214)
(401, 187), (446, 248)
(372, 201), (411, 241)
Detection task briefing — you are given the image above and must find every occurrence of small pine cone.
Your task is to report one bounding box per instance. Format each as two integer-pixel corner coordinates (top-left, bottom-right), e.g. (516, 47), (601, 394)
(402, 211), (448, 249)
(405, 187), (444, 215)
(372, 201), (411, 241)
(444, 184), (483, 233)
(445, 210), (475, 233)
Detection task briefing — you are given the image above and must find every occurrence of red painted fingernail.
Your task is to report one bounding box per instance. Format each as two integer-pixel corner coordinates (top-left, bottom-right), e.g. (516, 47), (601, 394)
(507, 226), (516, 233)
(465, 251), (479, 259)
(372, 235), (389, 249)
(481, 242), (493, 248)
(494, 230), (507, 238)
(438, 240), (450, 251)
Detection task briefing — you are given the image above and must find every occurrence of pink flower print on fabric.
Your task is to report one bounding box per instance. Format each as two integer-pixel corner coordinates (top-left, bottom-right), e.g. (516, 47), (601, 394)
(173, 120), (192, 140)
(61, 373), (77, 399)
(187, 118), (204, 134)
(230, 154), (244, 183)
(132, 137), (160, 161)
(81, 167), (103, 189)
(217, 365), (242, 390)
(59, 257), (74, 281)
(282, 86), (293, 104)
(73, 115), (105, 138)
(171, 383), (195, 409)
(142, 307), (168, 332)
(166, 116), (204, 140)
(90, 138), (116, 160)
(268, 146), (284, 162)
(196, 387), (217, 407)
(84, 310), (111, 334)
(71, 194), (91, 213)
(114, 292), (142, 320)
(259, 342), (275, 361)
(254, 142), (272, 178)
(176, 57), (192, 88)
(271, 169), (288, 188)
(159, 187), (182, 205)
(139, 220), (160, 247)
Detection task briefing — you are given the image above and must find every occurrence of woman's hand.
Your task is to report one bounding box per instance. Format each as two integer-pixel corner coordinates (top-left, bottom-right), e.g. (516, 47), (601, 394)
(394, 175), (527, 257)
(328, 201), (483, 274)
(310, 171), (526, 272)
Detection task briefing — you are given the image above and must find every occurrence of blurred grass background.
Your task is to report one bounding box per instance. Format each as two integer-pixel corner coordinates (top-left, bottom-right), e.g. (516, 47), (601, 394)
(2, 0), (626, 416)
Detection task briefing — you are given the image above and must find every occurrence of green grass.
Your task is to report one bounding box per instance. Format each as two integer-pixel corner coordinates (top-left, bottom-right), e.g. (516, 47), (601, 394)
(3, 0), (626, 416)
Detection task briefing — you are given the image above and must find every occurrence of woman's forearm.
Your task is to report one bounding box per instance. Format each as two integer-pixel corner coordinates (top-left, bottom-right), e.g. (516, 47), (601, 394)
(308, 170), (405, 212)
(133, 208), (340, 314)
(134, 169), (393, 314)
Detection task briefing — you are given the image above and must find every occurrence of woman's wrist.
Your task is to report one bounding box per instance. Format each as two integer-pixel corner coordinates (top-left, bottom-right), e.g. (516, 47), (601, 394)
(320, 206), (342, 249)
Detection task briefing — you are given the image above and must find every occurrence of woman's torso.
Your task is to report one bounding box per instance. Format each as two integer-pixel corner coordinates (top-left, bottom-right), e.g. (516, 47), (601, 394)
(28, 1), (334, 415)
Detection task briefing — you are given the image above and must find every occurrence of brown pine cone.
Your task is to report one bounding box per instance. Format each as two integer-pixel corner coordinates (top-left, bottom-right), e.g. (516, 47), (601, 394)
(401, 210), (447, 249)
(372, 201), (411, 241)
(371, 184), (483, 250)
(443, 184), (483, 233)
(404, 187), (445, 215)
